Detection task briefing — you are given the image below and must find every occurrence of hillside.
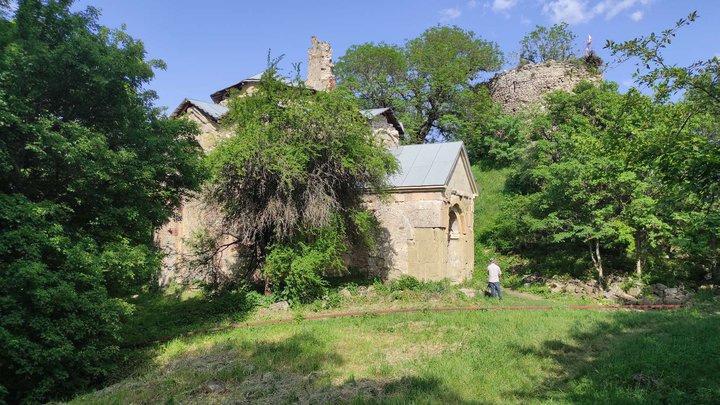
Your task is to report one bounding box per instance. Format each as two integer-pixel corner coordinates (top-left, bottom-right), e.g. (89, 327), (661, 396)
(71, 291), (720, 404)
(68, 169), (720, 404)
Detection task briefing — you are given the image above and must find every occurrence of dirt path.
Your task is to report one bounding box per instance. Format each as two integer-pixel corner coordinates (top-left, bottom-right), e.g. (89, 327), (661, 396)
(504, 288), (545, 301)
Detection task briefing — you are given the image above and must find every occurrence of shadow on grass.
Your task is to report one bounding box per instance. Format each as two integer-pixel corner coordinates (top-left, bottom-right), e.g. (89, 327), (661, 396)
(107, 290), (256, 386)
(206, 331), (476, 404)
(511, 309), (720, 404)
(97, 329), (477, 404)
(122, 290), (255, 346)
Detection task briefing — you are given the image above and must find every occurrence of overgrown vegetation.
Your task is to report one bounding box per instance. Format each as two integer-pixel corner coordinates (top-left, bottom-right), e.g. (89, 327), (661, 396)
(0, 1), (204, 402)
(2, 1), (719, 402)
(519, 22), (577, 64)
(480, 13), (719, 285)
(202, 65), (397, 302)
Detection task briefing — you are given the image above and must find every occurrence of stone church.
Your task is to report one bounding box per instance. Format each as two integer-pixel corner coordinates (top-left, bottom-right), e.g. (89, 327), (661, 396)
(156, 37), (477, 285)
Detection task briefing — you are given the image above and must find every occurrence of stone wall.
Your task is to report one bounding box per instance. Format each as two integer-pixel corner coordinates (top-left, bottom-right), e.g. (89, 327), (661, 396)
(360, 190), (474, 283)
(154, 108), (235, 286)
(182, 106), (231, 152)
(488, 61), (601, 114)
(371, 115), (401, 147)
(306, 36), (336, 91)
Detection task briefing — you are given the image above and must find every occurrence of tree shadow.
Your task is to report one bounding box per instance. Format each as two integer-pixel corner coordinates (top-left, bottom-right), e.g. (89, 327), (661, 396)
(99, 330), (478, 404)
(107, 290), (256, 386)
(121, 290), (255, 346)
(509, 310), (720, 404)
(205, 331), (477, 404)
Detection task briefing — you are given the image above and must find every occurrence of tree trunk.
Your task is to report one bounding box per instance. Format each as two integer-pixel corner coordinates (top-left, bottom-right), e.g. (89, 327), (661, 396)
(635, 235), (644, 277)
(256, 243), (272, 295)
(588, 239), (604, 282)
(711, 234), (718, 280)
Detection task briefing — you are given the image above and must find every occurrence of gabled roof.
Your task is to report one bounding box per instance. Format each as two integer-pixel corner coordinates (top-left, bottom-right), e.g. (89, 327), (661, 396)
(209, 72), (262, 103)
(171, 98), (229, 120)
(210, 72), (299, 103)
(387, 141), (477, 195)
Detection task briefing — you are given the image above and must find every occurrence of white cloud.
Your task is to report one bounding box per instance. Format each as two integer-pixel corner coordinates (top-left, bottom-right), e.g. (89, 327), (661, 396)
(439, 7), (462, 22)
(542, 0), (590, 24)
(467, 0), (479, 8)
(492, 0), (518, 12)
(542, 0), (652, 25)
(520, 14), (533, 25)
(630, 10), (643, 21)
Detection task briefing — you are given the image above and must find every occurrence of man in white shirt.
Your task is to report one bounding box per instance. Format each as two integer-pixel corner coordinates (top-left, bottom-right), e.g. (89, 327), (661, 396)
(487, 258), (502, 300)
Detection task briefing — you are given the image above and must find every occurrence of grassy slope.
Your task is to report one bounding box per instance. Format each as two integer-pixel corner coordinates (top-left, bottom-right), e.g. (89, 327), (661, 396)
(472, 165), (511, 237)
(74, 304), (720, 404)
(470, 166), (523, 284)
(72, 165), (720, 404)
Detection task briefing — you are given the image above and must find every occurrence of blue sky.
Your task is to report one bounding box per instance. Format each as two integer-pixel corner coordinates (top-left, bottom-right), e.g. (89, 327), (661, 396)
(71, 0), (720, 112)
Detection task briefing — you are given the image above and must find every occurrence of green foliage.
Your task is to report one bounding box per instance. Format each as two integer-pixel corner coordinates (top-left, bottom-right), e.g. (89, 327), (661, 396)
(519, 23), (577, 64)
(205, 65), (397, 295)
(337, 26), (503, 144)
(387, 275), (423, 292)
(607, 11), (719, 113)
(0, 194), (129, 403)
(448, 86), (525, 166)
(606, 11), (720, 282)
(265, 219), (348, 304)
(490, 79), (718, 283)
(0, 2), (204, 402)
(333, 42), (407, 110)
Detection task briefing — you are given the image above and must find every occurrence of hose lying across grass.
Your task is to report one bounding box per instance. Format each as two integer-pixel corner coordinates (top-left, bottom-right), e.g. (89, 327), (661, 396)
(127, 304), (683, 348)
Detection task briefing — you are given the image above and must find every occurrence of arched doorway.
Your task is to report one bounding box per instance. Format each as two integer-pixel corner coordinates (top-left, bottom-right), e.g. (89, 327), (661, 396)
(447, 206), (463, 280)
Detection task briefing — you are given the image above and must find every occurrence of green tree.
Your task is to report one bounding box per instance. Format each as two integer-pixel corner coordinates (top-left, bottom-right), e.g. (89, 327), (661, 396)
(204, 68), (397, 300)
(493, 82), (673, 281)
(336, 26), (503, 144)
(333, 42), (407, 110)
(607, 11), (720, 280)
(519, 23), (577, 64)
(0, 1), (203, 402)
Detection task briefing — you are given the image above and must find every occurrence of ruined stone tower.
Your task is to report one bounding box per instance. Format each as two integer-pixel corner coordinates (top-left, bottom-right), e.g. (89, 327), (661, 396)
(306, 36), (336, 91)
(488, 61), (601, 113)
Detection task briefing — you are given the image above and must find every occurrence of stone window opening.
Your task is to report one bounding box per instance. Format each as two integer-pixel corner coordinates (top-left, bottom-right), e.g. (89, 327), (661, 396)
(448, 210), (461, 240)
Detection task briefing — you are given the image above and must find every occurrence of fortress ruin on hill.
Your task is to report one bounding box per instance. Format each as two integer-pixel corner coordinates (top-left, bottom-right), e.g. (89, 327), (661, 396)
(489, 61), (601, 113)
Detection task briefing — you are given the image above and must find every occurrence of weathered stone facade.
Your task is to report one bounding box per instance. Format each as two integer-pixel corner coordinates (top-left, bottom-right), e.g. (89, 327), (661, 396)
(359, 158), (476, 283)
(489, 61), (601, 113)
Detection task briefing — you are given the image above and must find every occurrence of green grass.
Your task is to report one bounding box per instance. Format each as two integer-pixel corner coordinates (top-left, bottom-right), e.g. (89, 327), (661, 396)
(72, 298), (720, 404)
(472, 165), (511, 236)
(70, 165), (720, 403)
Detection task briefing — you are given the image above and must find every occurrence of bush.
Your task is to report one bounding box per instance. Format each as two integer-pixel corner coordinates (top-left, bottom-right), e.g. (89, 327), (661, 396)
(583, 50), (604, 71)
(0, 195), (127, 403)
(265, 219), (349, 304)
(388, 275), (423, 291)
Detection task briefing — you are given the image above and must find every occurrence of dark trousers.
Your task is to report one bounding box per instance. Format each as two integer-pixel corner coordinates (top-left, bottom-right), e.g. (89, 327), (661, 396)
(489, 282), (502, 299)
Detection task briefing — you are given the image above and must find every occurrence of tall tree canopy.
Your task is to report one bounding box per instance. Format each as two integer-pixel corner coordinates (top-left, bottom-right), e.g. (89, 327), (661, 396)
(491, 79), (718, 283)
(336, 26), (503, 144)
(203, 69), (398, 301)
(607, 11), (720, 279)
(0, 1), (203, 402)
(519, 23), (577, 64)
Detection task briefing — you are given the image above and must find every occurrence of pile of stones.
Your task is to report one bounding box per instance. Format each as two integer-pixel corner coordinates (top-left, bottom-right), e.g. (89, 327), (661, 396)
(528, 274), (694, 304)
